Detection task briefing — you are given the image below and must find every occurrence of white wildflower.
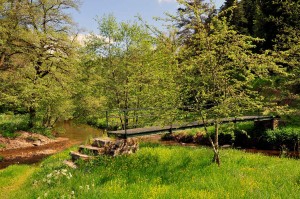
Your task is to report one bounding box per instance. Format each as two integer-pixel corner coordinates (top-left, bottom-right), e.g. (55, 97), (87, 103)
(47, 173), (52, 178)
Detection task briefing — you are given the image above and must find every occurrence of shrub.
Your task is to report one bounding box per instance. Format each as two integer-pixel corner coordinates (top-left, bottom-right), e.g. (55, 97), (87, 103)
(160, 133), (175, 141)
(30, 127), (54, 138)
(264, 127), (300, 151)
(0, 113), (29, 137)
(234, 129), (251, 148)
(174, 132), (194, 143)
(193, 132), (210, 145)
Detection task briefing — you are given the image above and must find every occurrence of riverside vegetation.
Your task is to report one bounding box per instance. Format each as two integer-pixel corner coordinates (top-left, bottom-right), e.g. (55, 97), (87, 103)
(1, 0), (299, 164)
(0, 0), (299, 198)
(1, 143), (300, 199)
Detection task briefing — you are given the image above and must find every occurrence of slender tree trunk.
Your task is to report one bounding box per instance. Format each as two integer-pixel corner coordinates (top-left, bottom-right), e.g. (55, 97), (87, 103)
(28, 106), (36, 129)
(201, 114), (221, 166)
(213, 122), (220, 166)
(0, 53), (5, 68)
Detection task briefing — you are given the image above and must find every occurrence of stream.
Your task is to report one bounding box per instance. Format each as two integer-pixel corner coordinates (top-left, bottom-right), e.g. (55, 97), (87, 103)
(0, 121), (104, 169)
(1, 122), (298, 169)
(55, 120), (104, 141)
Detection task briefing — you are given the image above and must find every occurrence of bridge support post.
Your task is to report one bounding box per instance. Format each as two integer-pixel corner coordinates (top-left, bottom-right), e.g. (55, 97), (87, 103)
(254, 117), (279, 130)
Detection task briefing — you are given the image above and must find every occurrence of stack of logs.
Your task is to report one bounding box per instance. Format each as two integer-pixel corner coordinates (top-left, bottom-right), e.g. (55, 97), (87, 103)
(69, 137), (139, 163)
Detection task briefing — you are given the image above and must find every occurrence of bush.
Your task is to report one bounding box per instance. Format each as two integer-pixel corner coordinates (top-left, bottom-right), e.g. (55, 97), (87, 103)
(30, 127), (54, 138)
(0, 113), (30, 137)
(263, 127), (300, 151)
(234, 129), (251, 148)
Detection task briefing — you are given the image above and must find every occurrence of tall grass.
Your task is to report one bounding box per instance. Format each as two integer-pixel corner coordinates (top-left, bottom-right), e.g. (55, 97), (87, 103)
(2, 143), (299, 199)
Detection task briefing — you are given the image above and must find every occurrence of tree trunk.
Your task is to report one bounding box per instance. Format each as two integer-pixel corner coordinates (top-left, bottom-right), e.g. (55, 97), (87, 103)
(212, 122), (220, 166)
(201, 115), (221, 166)
(0, 53), (5, 68)
(28, 107), (36, 129)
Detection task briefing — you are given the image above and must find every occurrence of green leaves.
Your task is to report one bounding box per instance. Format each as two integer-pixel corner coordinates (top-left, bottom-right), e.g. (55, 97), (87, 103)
(80, 15), (180, 127)
(0, 0), (80, 129)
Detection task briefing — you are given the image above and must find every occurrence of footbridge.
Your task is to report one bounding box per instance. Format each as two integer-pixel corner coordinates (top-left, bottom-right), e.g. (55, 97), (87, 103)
(104, 108), (279, 138)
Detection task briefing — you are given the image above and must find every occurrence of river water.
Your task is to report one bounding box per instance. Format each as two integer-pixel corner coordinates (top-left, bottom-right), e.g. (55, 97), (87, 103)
(0, 121), (104, 169)
(55, 120), (104, 142)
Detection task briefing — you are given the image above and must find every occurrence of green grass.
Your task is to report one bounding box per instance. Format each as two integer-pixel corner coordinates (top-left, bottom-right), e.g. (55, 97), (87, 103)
(0, 165), (36, 199)
(2, 143), (300, 199)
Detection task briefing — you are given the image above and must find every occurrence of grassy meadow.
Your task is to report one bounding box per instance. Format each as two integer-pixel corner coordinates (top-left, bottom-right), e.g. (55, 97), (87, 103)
(0, 143), (299, 199)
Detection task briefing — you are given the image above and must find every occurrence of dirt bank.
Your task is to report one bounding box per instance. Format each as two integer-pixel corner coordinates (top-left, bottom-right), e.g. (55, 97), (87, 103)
(0, 131), (80, 169)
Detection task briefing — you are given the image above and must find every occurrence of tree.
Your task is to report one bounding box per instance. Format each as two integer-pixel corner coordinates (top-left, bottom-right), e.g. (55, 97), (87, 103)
(220, 0), (249, 35)
(82, 15), (179, 128)
(0, 0), (80, 129)
(173, 0), (280, 165)
(171, 0), (214, 46)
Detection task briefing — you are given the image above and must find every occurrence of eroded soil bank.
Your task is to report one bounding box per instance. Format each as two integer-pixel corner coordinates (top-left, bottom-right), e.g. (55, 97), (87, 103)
(0, 131), (80, 169)
(0, 121), (104, 169)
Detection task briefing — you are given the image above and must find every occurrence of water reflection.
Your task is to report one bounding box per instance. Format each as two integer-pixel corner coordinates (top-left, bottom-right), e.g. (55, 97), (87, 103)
(55, 120), (104, 142)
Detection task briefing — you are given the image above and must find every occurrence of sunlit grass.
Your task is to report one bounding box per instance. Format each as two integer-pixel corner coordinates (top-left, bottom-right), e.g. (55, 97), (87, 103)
(0, 165), (36, 199)
(2, 143), (300, 199)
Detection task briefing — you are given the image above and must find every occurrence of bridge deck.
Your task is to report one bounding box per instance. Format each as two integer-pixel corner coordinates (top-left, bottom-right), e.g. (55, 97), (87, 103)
(107, 115), (275, 138)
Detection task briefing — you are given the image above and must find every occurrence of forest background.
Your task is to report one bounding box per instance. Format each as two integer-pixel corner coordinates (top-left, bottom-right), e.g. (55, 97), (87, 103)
(0, 0), (299, 139)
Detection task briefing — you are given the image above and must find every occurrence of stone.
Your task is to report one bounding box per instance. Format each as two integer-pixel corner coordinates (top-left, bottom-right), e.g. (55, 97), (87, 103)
(70, 151), (94, 161)
(32, 140), (42, 146)
(63, 160), (77, 169)
(220, 144), (232, 149)
(92, 137), (114, 147)
(78, 145), (105, 155)
(102, 138), (139, 156)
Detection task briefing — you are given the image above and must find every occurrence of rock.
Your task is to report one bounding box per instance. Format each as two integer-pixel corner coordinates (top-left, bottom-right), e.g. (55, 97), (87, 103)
(63, 160), (77, 169)
(32, 140), (42, 146)
(70, 151), (94, 161)
(78, 145), (105, 155)
(221, 144), (232, 149)
(92, 137), (114, 147)
(103, 138), (139, 156)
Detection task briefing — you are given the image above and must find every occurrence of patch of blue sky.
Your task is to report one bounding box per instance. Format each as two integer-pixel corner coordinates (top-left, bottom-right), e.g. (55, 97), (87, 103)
(71, 0), (225, 33)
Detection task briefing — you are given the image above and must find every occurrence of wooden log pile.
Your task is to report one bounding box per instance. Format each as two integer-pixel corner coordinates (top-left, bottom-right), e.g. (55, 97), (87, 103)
(68, 137), (139, 166)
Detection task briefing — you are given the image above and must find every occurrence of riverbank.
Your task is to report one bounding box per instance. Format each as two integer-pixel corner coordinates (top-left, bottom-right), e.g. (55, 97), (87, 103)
(0, 131), (79, 169)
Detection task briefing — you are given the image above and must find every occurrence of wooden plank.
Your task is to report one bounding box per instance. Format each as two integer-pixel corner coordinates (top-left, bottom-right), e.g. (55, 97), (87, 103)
(107, 115), (275, 137)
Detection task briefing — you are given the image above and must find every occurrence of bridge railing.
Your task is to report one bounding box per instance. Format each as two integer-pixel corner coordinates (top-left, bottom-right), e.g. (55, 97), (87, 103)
(104, 105), (267, 131)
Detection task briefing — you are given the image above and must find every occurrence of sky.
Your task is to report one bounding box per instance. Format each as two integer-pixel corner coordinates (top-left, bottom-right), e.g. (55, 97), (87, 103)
(71, 0), (225, 33)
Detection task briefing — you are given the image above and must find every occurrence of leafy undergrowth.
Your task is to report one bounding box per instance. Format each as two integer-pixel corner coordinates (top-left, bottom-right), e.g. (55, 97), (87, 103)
(2, 143), (300, 199)
(0, 113), (29, 138)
